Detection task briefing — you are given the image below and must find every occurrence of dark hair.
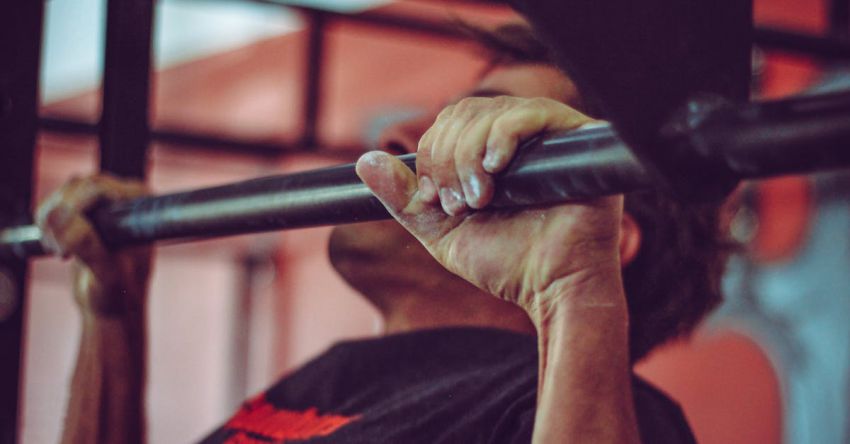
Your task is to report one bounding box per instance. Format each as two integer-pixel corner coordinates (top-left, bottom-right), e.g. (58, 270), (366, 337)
(459, 22), (554, 68)
(467, 22), (734, 361)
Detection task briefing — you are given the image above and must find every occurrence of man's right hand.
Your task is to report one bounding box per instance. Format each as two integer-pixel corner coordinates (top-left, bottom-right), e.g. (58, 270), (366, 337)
(36, 175), (152, 318)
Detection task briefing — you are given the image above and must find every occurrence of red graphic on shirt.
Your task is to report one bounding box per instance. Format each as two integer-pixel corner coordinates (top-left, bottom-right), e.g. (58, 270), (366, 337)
(223, 394), (359, 443)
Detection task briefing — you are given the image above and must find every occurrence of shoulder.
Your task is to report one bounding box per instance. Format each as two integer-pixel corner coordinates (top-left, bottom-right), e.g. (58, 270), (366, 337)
(491, 376), (696, 444)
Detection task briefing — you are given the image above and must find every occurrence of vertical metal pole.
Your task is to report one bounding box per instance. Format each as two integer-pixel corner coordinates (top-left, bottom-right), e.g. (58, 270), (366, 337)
(0, 0), (44, 442)
(100, 0), (154, 179)
(300, 10), (325, 150)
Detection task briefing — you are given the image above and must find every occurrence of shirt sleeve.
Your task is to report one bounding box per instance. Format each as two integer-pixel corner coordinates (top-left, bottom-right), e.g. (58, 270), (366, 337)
(491, 377), (697, 444)
(633, 378), (698, 444)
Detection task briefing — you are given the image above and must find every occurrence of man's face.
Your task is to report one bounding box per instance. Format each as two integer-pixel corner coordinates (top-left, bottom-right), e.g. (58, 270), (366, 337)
(328, 64), (580, 293)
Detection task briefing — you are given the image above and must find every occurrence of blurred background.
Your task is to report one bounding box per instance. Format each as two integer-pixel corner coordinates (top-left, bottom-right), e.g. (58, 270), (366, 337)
(22, 0), (849, 442)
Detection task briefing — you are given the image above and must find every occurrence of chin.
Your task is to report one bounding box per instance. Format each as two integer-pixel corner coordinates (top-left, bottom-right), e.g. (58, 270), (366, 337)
(329, 221), (412, 270)
(328, 220), (474, 307)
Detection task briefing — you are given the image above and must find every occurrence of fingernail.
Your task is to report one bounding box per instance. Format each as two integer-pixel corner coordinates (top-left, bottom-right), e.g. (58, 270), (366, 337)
(418, 176), (437, 202)
(40, 232), (61, 255)
(483, 149), (501, 173)
(439, 188), (466, 216)
(47, 205), (71, 229)
(359, 150), (389, 169)
(462, 174), (483, 208)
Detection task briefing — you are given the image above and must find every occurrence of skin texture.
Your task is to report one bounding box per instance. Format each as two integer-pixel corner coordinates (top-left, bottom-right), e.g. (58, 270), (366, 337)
(43, 63), (641, 443)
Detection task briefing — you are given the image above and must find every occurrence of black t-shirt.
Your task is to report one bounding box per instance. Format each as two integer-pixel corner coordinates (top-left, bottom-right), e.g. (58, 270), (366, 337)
(200, 327), (695, 443)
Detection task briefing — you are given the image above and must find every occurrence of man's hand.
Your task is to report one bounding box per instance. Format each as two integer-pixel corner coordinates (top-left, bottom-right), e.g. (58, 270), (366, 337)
(356, 96), (640, 443)
(36, 174), (151, 317)
(355, 96), (622, 325)
(38, 174), (151, 444)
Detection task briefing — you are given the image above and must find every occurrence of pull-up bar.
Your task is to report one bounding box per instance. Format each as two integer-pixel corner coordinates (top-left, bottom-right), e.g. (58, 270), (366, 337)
(0, 124), (646, 258)
(3, 90), (850, 259)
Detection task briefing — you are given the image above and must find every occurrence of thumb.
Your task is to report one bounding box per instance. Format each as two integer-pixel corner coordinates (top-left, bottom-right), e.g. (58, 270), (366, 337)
(356, 151), (454, 245)
(355, 151), (418, 214)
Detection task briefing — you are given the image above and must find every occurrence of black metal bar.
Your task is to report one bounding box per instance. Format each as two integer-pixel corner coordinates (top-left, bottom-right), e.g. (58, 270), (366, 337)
(38, 116), (365, 160)
(99, 0), (154, 178)
(677, 90), (850, 179)
(90, 125), (644, 244)
(9, 89), (850, 258)
(830, 0), (850, 40)
(317, 7), (466, 40)
(0, 125), (649, 257)
(300, 10), (326, 150)
(754, 26), (850, 60)
(0, 0), (43, 441)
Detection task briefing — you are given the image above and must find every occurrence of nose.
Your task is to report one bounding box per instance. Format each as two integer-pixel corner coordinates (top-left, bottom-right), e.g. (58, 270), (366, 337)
(377, 113), (436, 155)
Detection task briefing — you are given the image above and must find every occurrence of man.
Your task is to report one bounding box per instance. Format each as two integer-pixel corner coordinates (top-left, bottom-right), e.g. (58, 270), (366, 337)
(38, 24), (728, 443)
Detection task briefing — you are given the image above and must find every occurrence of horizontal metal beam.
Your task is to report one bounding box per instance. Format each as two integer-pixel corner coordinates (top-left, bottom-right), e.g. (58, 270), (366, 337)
(38, 116), (363, 160)
(753, 27), (850, 61)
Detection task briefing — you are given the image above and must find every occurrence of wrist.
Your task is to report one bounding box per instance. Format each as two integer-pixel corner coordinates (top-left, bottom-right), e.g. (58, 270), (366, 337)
(78, 310), (146, 382)
(79, 308), (147, 381)
(77, 279), (148, 319)
(74, 257), (150, 319)
(80, 302), (146, 330)
(80, 301), (147, 324)
(531, 266), (638, 444)
(531, 264), (627, 330)
(71, 301), (147, 444)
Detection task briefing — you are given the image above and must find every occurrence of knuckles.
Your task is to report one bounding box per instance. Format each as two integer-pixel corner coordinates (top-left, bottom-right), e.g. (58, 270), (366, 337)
(452, 95), (515, 115)
(525, 97), (555, 109)
(417, 96), (576, 202)
(36, 175), (148, 255)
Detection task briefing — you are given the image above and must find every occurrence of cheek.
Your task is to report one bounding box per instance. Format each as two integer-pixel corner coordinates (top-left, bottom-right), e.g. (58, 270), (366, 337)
(328, 220), (449, 287)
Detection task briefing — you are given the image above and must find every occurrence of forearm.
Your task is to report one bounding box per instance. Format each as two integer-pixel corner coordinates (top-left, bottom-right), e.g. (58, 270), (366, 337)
(532, 270), (640, 444)
(62, 308), (146, 444)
